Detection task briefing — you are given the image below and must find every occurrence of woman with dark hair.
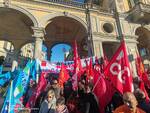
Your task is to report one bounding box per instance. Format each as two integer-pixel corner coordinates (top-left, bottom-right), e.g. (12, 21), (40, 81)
(80, 84), (100, 113)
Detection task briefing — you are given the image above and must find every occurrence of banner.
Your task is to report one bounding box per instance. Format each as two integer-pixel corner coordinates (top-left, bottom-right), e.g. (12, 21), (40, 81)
(39, 57), (96, 73)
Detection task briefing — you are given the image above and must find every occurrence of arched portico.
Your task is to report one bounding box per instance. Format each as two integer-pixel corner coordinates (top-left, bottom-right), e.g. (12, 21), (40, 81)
(0, 6), (40, 70)
(135, 26), (150, 68)
(0, 4), (38, 27)
(43, 15), (89, 60)
(40, 12), (87, 31)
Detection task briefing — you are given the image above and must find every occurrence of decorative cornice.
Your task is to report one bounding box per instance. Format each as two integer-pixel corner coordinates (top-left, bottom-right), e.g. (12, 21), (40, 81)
(31, 27), (46, 39)
(92, 32), (138, 43)
(93, 32), (116, 39)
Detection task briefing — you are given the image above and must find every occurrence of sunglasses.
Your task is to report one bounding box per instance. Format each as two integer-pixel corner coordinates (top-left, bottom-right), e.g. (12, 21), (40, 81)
(53, 82), (58, 84)
(47, 95), (53, 98)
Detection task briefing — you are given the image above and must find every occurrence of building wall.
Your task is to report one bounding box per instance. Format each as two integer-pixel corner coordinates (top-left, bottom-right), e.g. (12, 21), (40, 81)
(0, 0), (149, 75)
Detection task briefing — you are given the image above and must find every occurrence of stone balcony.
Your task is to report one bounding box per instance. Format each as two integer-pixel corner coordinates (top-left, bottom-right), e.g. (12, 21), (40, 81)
(126, 2), (150, 24)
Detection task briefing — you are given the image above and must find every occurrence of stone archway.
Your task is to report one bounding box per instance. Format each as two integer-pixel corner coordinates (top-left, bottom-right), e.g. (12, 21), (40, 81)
(0, 7), (37, 49)
(135, 27), (150, 68)
(40, 12), (87, 30)
(0, 7), (38, 70)
(0, 4), (38, 27)
(44, 15), (88, 61)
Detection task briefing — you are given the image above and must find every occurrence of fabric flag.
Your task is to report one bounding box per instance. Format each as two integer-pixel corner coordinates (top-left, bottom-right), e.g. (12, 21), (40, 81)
(93, 64), (101, 85)
(135, 54), (150, 88)
(139, 81), (150, 103)
(86, 58), (94, 82)
(1, 81), (13, 113)
(30, 59), (39, 81)
(94, 57), (101, 72)
(101, 52), (109, 72)
(104, 41), (133, 94)
(0, 72), (11, 87)
(72, 40), (83, 91)
(135, 54), (145, 78)
(93, 75), (115, 113)
(58, 63), (70, 88)
(135, 54), (150, 102)
(0, 65), (3, 74)
(11, 71), (29, 112)
(26, 72), (47, 108)
(1, 72), (27, 113)
(23, 60), (35, 75)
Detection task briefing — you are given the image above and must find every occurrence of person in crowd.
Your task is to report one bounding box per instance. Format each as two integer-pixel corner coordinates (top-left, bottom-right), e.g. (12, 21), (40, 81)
(39, 89), (56, 113)
(51, 79), (63, 99)
(78, 79), (85, 98)
(133, 77), (141, 90)
(63, 78), (73, 102)
(134, 89), (150, 113)
(113, 92), (146, 113)
(105, 92), (123, 113)
(66, 92), (81, 113)
(79, 83), (99, 113)
(56, 96), (69, 113)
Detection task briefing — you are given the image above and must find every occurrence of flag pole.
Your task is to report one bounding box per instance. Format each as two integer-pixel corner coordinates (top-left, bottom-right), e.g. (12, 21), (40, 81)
(8, 80), (13, 113)
(92, 74), (103, 92)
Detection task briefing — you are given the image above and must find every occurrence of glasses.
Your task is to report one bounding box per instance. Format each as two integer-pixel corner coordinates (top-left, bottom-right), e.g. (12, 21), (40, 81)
(47, 95), (53, 98)
(53, 82), (57, 85)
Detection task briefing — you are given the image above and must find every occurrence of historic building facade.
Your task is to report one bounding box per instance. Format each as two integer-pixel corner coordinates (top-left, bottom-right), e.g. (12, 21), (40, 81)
(0, 0), (150, 75)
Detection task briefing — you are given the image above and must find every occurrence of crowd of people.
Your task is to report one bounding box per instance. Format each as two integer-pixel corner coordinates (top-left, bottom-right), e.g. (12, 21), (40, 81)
(0, 55), (150, 113)
(17, 71), (150, 113)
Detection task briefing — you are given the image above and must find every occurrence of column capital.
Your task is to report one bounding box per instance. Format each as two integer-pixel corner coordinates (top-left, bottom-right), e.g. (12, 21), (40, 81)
(143, 25), (150, 31)
(3, 0), (10, 7)
(31, 27), (46, 39)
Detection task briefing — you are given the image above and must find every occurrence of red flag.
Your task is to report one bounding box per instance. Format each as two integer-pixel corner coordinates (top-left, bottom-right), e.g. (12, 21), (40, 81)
(103, 52), (109, 69)
(72, 40), (83, 91)
(93, 64), (101, 85)
(41, 61), (47, 67)
(135, 54), (150, 102)
(104, 41), (133, 94)
(93, 75), (115, 113)
(58, 63), (70, 88)
(86, 58), (94, 82)
(135, 54), (150, 87)
(139, 81), (150, 103)
(26, 72), (47, 108)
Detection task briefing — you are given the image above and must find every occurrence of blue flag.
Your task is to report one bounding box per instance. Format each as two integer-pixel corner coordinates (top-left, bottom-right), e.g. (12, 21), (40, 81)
(1, 81), (14, 113)
(0, 65), (3, 74)
(30, 59), (40, 81)
(1, 70), (30, 113)
(0, 72), (11, 87)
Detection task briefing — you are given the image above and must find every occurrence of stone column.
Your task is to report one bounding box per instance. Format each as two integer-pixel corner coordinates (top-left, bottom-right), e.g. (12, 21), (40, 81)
(32, 27), (45, 59)
(126, 41), (138, 78)
(11, 49), (19, 71)
(93, 40), (104, 58)
(47, 46), (51, 61)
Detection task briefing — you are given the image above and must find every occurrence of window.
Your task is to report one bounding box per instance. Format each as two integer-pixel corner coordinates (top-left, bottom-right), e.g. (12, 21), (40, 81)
(102, 23), (114, 33)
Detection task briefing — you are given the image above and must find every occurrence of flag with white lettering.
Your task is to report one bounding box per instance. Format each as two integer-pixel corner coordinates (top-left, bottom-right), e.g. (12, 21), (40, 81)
(104, 41), (133, 94)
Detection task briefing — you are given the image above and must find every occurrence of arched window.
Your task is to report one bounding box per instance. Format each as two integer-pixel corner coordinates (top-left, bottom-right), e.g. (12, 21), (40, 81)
(50, 44), (71, 62)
